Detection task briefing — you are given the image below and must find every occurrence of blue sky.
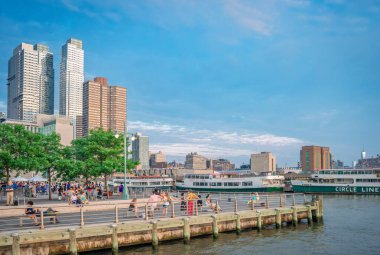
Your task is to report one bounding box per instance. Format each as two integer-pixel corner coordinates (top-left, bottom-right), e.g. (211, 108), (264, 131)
(0, 0), (379, 166)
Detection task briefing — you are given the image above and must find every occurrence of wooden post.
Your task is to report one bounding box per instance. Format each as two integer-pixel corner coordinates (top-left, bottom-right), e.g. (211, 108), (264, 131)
(303, 194), (307, 204)
(266, 196), (269, 209)
(256, 211), (262, 231)
(284, 194), (287, 207)
(275, 209), (281, 229)
(307, 205), (312, 225)
(216, 200), (220, 214)
(111, 224), (118, 255)
(69, 229), (77, 255)
(195, 200), (199, 216)
(292, 207), (298, 226)
(145, 204), (149, 221)
(151, 220), (158, 249)
(279, 195), (283, 207)
(234, 198), (238, 213)
(115, 205), (119, 224)
(235, 213), (241, 234)
(292, 194), (296, 206)
(171, 201), (175, 218)
(80, 207), (84, 227)
(319, 196), (324, 219)
(183, 217), (190, 243)
(212, 215), (218, 239)
(40, 209), (45, 230)
(313, 201), (320, 222)
(12, 233), (20, 255)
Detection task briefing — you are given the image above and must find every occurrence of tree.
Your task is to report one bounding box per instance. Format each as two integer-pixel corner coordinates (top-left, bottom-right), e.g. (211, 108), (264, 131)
(0, 124), (41, 181)
(85, 128), (136, 198)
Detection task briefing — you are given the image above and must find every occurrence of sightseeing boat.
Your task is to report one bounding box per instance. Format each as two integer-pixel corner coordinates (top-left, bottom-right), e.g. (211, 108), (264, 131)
(175, 172), (284, 192)
(291, 168), (380, 194)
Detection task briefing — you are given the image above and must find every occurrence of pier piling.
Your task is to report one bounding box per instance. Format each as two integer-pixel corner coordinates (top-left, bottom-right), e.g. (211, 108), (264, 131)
(212, 215), (219, 239)
(292, 207), (298, 226)
(69, 229), (77, 255)
(111, 224), (118, 254)
(183, 217), (190, 243)
(151, 220), (158, 249)
(275, 209), (281, 229)
(256, 211), (262, 231)
(12, 233), (20, 255)
(307, 205), (312, 224)
(235, 213), (241, 234)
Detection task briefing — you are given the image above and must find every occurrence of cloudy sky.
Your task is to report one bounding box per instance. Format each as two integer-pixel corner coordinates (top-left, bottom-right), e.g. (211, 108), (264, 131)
(0, 0), (379, 166)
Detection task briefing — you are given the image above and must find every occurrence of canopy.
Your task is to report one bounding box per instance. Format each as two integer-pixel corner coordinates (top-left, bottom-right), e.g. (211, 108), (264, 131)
(11, 176), (28, 182)
(29, 175), (47, 182)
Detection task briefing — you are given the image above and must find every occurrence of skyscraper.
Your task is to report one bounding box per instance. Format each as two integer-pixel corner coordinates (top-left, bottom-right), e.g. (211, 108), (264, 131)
(132, 133), (149, 170)
(82, 77), (127, 136)
(59, 38), (84, 120)
(7, 43), (54, 121)
(184, 152), (207, 170)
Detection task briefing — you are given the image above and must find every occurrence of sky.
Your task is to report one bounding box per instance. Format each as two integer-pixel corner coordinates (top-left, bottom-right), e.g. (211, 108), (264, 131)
(0, 0), (379, 167)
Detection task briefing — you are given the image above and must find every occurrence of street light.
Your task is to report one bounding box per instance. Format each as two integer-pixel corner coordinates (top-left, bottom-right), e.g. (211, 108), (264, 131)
(115, 121), (130, 200)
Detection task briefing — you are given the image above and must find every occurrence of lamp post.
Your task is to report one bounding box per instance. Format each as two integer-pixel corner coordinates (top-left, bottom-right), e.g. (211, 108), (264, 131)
(122, 122), (129, 200)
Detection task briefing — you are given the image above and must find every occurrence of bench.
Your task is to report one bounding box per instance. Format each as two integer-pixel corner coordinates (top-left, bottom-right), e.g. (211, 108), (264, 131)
(19, 214), (57, 226)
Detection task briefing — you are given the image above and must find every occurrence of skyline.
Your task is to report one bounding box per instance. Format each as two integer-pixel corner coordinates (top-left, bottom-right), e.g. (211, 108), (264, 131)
(0, 0), (379, 166)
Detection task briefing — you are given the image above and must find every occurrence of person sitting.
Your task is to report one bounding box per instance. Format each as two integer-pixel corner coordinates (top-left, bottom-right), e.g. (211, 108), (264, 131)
(79, 192), (89, 205)
(70, 193), (78, 205)
(128, 198), (139, 218)
(25, 201), (39, 226)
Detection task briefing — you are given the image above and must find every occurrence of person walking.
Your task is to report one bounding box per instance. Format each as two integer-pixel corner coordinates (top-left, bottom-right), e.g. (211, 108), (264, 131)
(6, 181), (14, 206)
(187, 191), (198, 216)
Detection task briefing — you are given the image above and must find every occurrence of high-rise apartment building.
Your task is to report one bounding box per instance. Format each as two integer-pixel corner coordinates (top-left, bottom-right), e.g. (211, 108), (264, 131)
(132, 133), (149, 170)
(7, 43), (54, 121)
(185, 152), (207, 170)
(300, 146), (331, 171)
(250, 152), (276, 173)
(82, 77), (127, 136)
(59, 38), (84, 120)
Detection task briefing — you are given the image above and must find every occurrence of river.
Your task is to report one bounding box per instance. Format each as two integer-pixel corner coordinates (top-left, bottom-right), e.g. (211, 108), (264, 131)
(85, 195), (380, 255)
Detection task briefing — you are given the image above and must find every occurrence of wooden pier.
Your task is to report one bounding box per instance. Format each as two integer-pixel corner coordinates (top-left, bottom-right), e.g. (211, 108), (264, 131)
(0, 195), (323, 255)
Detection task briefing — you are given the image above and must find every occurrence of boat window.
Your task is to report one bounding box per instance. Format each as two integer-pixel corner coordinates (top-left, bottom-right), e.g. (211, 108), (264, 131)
(205, 176), (209, 179)
(217, 182), (222, 186)
(199, 175), (204, 179)
(242, 181), (252, 186)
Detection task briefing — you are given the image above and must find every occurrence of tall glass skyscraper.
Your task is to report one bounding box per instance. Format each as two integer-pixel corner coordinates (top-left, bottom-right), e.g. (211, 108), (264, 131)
(7, 43), (54, 122)
(59, 38), (84, 120)
(132, 133), (150, 170)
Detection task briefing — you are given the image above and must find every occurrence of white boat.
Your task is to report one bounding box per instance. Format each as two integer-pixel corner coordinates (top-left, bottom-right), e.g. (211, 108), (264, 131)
(291, 168), (380, 194)
(175, 172), (285, 192)
(112, 176), (174, 190)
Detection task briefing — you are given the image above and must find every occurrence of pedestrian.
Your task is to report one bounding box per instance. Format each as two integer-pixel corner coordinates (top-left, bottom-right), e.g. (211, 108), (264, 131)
(6, 181), (14, 206)
(161, 192), (171, 217)
(187, 191), (197, 215)
(180, 193), (187, 215)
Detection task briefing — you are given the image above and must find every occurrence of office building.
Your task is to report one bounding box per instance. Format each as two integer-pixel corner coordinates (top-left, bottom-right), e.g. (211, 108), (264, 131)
(150, 151), (167, 167)
(7, 43), (54, 122)
(212, 159), (235, 171)
(82, 77), (127, 136)
(59, 38), (84, 120)
(185, 152), (207, 170)
(132, 133), (149, 170)
(250, 152), (276, 173)
(300, 145), (331, 171)
(3, 114), (73, 146)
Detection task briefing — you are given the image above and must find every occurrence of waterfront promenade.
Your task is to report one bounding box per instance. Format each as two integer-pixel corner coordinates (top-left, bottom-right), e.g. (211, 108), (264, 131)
(0, 193), (323, 255)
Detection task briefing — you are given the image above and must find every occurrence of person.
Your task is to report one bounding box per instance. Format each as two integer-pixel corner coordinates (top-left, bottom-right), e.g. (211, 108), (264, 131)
(70, 193), (78, 205)
(148, 191), (161, 218)
(249, 192), (257, 208)
(6, 181), (14, 206)
(180, 193), (187, 215)
(197, 194), (203, 210)
(187, 191), (198, 215)
(128, 198), (139, 218)
(25, 201), (39, 225)
(161, 192), (170, 217)
(79, 192), (88, 205)
(58, 186), (63, 200)
(119, 184), (124, 196)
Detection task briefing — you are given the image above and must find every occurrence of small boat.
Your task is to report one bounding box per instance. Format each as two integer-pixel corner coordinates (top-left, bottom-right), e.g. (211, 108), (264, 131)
(175, 172), (284, 192)
(291, 168), (380, 194)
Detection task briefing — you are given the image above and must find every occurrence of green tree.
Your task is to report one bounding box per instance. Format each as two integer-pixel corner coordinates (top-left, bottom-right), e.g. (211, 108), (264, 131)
(85, 128), (136, 198)
(0, 124), (41, 181)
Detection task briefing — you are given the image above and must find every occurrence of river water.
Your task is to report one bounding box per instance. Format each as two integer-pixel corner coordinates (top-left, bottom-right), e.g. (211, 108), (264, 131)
(86, 195), (380, 255)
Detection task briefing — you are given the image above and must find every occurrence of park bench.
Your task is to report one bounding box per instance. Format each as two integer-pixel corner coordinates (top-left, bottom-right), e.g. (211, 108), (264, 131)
(19, 214), (57, 226)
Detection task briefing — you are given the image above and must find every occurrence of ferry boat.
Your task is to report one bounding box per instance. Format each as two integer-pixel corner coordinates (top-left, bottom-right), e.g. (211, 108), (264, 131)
(112, 176), (174, 190)
(175, 172), (285, 192)
(291, 169), (380, 194)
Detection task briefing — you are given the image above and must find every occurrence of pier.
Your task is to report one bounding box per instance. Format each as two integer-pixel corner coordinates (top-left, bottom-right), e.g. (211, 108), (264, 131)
(0, 193), (323, 255)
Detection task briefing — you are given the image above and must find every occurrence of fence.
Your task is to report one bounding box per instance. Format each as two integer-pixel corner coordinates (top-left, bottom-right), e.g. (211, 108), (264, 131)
(0, 192), (312, 233)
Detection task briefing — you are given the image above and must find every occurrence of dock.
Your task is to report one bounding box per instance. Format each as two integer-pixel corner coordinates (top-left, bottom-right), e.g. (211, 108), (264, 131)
(0, 193), (323, 255)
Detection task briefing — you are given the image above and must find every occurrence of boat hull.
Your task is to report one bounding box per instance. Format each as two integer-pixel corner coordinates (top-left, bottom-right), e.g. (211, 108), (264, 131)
(292, 185), (380, 194)
(175, 186), (283, 193)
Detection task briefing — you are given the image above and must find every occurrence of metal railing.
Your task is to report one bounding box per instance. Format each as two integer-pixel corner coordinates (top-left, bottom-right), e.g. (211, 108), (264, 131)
(0, 192), (311, 233)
